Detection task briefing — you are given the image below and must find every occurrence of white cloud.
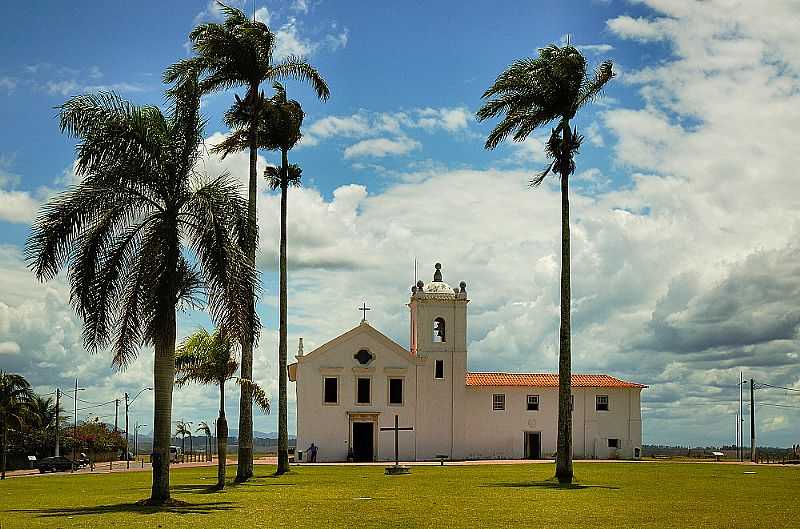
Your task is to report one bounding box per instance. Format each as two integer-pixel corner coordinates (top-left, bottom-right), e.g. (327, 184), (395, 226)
(0, 77), (17, 94)
(291, 0), (309, 14)
(301, 107), (474, 152)
(607, 15), (670, 42)
(560, 34), (614, 55)
(343, 137), (420, 159)
(0, 189), (40, 223)
(325, 27), (349, 51)
(0, 341), (20, 355)
(254, 7), (270, 24)
(415, 107), (471, 133)
(306, 113), (372, 139)
(586, 121), (605, 147)
(274, 18), (316, 58)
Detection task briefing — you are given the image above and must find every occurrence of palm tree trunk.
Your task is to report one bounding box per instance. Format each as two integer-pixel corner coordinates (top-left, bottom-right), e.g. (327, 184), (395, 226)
(236, 84), (259, 483)
(150, 308), (177, 502)
(276, 148), (289, 475)
(555, 122), (573, 484)
(189, 434), (193, 459)
(217, 380), (227, 489)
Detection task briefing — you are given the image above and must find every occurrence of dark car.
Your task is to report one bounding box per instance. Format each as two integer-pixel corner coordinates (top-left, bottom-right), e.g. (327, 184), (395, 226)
(37, 456), (76, 473)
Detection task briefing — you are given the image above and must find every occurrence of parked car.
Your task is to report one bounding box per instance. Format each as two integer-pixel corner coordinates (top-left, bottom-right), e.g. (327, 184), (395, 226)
(170, 446), (183, 463)
(37, 456), (76, 473)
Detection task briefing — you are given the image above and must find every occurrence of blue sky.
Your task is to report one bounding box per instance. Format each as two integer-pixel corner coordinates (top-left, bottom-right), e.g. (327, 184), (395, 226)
(2, 0), (800, 447)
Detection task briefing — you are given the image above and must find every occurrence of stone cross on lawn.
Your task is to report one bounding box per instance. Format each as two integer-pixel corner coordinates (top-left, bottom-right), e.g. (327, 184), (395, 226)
(380, 414), (413, 470)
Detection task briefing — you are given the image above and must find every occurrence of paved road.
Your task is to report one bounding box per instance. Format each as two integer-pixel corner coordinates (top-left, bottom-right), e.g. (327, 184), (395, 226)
(5, 456), (770, 479)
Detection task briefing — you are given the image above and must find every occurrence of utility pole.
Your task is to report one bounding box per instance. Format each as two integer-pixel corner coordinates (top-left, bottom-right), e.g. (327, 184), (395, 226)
(125, 392), (130, 469)
(739, 371), (744, 462)
(114, 399), (119, 432)
(750, 378), (756, 462)
(73, 379), (78, 471)
(55, 388), (61, 457)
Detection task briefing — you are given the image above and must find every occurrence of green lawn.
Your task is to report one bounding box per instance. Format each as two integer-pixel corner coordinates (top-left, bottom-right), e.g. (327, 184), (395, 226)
(1, 462), (797, 528)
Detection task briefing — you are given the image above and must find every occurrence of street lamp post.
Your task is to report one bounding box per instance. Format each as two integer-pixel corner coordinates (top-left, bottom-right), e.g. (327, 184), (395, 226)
(71, 380), (86, 472)
(135, 423), (148, 461)
(125, 387), (153, 469)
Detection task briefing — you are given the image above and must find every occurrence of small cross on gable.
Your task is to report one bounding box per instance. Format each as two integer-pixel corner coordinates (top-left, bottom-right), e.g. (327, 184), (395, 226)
(358, 301), (371, 322)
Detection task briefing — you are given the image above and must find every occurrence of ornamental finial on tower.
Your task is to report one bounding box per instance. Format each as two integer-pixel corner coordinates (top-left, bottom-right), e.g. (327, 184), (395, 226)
(433, 262), (442, 282)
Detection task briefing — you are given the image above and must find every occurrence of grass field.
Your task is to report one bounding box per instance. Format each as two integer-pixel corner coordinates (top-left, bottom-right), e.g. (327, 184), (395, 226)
(1, 462), (798, 528)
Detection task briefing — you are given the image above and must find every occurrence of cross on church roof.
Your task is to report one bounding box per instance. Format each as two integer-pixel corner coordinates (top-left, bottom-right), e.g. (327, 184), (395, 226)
(358, 301), (371, 322)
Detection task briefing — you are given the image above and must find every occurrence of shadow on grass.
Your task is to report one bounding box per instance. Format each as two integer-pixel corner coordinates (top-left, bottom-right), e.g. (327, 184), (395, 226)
(484, 480), (620, 490)
(170, 484), (225, 494)
(10, 500), (235, 518)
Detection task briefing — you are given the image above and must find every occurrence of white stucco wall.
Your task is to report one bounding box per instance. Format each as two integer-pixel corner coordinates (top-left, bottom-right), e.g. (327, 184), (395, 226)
(458, 386), (642, 460)
(293, 323), (419, 463)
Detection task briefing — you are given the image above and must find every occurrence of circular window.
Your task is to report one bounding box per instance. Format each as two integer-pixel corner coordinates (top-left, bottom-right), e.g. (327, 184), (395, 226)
(354, 349), (374, 365)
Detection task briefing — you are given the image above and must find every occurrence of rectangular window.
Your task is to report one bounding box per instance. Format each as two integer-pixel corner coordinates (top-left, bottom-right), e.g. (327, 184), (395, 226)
(527, 394), (539, 411)
(608, 438), (619, 449)
(323, 377), (338, 404)
(388, 378), (403, 405)
(492, 393), (505, 411)
(596, 395), (609, 411)
(356, 377), (371, 404)
(435, 359), (444, 379)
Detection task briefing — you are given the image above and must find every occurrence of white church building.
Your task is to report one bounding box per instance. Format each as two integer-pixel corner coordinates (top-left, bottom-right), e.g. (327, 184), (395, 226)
(289, 263), (645, 462)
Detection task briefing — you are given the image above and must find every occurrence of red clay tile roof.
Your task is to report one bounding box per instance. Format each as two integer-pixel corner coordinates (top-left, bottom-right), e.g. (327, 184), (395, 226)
(465, 372), (647, 388)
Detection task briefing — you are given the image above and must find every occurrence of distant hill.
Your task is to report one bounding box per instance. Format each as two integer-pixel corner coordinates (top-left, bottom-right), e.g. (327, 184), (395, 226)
(228, 429), (296, 440)
(138, 429), (296, 440)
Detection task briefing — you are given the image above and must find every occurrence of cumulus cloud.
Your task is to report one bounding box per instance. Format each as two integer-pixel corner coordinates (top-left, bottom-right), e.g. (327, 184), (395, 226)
(301, 107), (474, 157)
(343, 136), (421, 159)
(0, 189), (41, 223)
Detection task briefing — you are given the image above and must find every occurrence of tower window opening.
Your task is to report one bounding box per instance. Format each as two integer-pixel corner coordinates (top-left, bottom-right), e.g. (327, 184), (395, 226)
(433, 317), (446, 343)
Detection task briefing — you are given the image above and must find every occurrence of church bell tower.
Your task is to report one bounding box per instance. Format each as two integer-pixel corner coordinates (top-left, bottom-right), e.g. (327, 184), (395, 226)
(409, 263), (468, 356)
(408, 263), (469, 459)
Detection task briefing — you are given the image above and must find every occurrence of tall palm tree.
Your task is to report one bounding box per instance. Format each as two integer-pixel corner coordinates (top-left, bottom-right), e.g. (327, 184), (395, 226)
(196, 421), (211, 461)
(214, 81), (302, 475)
(477, 44), (613, 484)
(176, 327), (270, 489)
(0, 372), (34, 480)
(175, 421), (190, 458)
(26, 77), (258, 503)
(164, 1), (329, 482)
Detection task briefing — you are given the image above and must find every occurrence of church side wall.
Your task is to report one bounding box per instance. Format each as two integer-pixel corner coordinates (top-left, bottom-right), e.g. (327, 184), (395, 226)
(458, 386), (642, 460)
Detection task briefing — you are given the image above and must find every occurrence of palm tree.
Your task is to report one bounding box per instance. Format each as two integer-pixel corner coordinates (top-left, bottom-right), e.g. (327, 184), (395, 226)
(214, 81), (302, 475)
(196, 421), (211, 461)
(175, 421), (190, 459)
(0, 372), (34, 480)
(476, 44), (613, 484)
(176, 327), (270, 489)
(25, 77), (259, 503)
(26, 395), (58, 430)
(164, 2), (328, 482)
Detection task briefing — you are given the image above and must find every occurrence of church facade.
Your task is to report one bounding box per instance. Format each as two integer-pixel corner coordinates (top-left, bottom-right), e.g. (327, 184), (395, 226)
(288, 264), (645, 463)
